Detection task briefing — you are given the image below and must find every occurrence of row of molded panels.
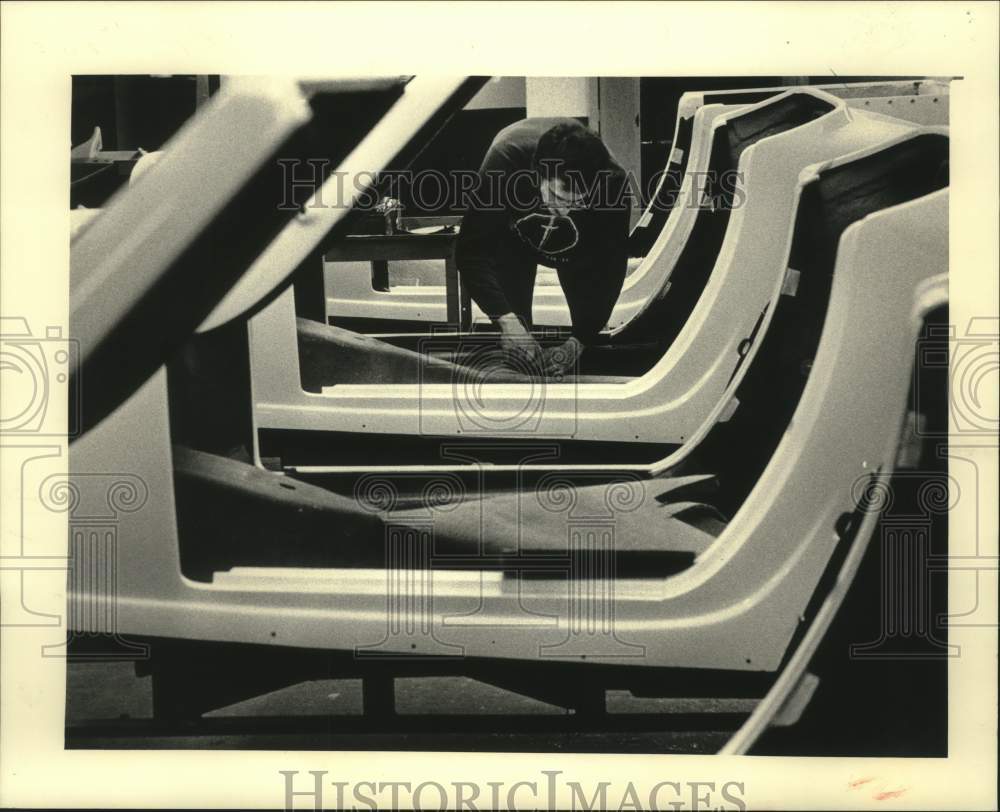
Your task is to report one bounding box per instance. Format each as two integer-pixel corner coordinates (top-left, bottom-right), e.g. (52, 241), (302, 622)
(252, 92), (919, 452)
(65, 72), (948, 672)
(325, 98), (738, 333)
(325, 87), (948, 329)
(70, 188), (948, 667)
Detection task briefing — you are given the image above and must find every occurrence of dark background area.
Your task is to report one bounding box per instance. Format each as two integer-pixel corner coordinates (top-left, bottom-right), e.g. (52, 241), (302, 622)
(71, 75), (220, 150)
(71, 74), (909, 212)
(71, 75), (220, 207)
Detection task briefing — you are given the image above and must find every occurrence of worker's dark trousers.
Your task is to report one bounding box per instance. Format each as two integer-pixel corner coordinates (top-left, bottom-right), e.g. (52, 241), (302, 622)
(490, 244), (539, 331)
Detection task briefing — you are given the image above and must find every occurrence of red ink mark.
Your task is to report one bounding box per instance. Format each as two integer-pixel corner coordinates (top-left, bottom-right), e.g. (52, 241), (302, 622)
(848, 777), (874, 789)
(874, 789), (907, 801)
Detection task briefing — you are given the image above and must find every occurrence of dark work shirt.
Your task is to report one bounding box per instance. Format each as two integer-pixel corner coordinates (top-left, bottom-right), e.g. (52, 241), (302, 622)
(455, 117), (630, 345)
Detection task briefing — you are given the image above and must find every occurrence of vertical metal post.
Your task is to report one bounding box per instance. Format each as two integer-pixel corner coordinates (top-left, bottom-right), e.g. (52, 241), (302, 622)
(371, 260), (391, 292)
(195, 75), (212, 109)
(363, 674), (396, 717)
(444, 253), (460, 329)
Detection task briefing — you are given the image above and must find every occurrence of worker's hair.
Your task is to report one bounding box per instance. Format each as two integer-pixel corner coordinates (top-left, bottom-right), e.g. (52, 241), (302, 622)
(533, 122), (613, 195)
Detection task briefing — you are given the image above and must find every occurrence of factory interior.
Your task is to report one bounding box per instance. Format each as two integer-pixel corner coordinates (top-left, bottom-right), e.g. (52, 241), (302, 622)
(64, 74), (952, 754)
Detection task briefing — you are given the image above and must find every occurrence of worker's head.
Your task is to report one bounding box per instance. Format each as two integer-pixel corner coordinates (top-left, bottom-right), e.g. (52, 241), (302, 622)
(534, 122), (613, 216)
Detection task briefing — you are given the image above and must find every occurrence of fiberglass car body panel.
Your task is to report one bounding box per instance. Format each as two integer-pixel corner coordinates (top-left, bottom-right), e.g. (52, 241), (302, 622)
(247, 91), (916, 456)
(322, 80), (948, 330)
(323, 101), (743, 329)
(68, 183), (947, 671)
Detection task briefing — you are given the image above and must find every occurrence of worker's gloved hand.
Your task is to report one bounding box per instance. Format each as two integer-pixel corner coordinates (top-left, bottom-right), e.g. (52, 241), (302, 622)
(542, 337), (584, 378)
(496, 313), (543, 368)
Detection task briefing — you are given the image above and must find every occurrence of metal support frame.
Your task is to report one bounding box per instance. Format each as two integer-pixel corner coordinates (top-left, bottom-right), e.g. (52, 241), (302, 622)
(82, 637), (765, 745)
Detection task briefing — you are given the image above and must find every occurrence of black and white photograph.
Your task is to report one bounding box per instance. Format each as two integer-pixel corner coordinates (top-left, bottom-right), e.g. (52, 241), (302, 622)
(1, 3), (997, 811)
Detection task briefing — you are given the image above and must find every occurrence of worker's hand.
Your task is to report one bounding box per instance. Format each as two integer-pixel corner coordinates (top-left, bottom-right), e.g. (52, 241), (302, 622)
(496, 313), (543, 367)
(542, 337), (584, 378)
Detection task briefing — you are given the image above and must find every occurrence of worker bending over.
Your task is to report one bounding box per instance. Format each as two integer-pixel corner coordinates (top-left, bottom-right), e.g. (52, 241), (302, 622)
(456, 118), (630, 376)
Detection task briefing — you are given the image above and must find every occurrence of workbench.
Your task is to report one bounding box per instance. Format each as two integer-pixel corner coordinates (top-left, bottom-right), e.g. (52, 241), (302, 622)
(324, 220), (473, 331)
